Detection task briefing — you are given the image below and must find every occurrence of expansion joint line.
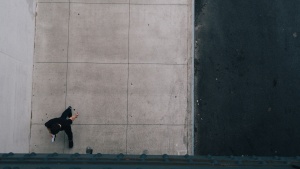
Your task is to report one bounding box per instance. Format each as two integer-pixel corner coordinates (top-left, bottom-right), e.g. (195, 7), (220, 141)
(126, 0), (131, 155)
(63, 0), (71, 153)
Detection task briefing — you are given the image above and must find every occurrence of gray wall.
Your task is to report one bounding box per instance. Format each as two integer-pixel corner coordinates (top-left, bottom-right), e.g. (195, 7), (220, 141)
(0, 0), (36, 153)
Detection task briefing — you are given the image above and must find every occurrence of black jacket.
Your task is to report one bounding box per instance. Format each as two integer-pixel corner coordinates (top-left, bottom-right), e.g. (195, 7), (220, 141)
(45, 118), (73, 141)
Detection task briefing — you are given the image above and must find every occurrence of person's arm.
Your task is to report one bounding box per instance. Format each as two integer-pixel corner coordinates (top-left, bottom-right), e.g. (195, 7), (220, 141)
(69, 112), (79, 121)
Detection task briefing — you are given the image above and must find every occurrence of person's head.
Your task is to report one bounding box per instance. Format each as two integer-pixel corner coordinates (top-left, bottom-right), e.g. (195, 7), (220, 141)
(50, 124), (60, 135)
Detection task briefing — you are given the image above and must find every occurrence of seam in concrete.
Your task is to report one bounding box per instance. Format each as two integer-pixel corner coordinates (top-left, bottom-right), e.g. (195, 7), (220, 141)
(125, 0), (131, 154)
(62, 0), (70, 153)
(62, 0), (71, 154)
(65, 0), (71, 117)
(29, 1), (39, 153)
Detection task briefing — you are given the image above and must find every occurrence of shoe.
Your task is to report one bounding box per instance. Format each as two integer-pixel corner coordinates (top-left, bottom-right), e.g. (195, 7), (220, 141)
(51, 134), (56, 142)
(69, 140), (73, 148)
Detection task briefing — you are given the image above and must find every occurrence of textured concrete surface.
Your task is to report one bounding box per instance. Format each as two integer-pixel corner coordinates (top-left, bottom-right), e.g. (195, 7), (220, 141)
(64, 125), (127, 154)
(66, 63), (128, 124)
(30, 124), (65, 153)
(128, 64), (187, 125)
(31, 63), (67, 123)
(127, 125), (187, 155)
(31, 0), (193, 155)
(129, 5), (187, 64)
(69, 3), (129, 63)
(195, 0), (300, 156)
(0, 0), (35, 153)
(34, 3), (69, 63)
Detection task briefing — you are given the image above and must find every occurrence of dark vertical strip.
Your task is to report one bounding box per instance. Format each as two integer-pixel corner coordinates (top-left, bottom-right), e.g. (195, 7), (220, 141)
(29, 2), (39, 153)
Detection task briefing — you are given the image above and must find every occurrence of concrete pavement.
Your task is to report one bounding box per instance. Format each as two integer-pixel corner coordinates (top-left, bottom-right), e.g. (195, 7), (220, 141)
(30, 0), (193, 155)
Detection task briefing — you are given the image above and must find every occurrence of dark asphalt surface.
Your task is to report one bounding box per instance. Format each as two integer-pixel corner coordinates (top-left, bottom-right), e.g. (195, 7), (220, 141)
(194, 0), (300, 156)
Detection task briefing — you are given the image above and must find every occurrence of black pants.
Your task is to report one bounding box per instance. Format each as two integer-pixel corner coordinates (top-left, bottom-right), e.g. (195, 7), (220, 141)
(60, 107), (73, 141)
(61, 107), (72, 119)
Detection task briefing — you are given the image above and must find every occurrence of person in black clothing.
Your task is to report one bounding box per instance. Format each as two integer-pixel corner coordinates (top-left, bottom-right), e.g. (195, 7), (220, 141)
(45, 106), (79, 148)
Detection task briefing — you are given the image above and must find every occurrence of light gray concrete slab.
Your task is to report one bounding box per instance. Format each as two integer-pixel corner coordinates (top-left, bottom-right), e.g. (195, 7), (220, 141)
(127, 125), (187, 155)
(129, 4), (187, 64)
(70, 0), (129, 3)
(31, 63), (67, 123)
(130, 0), (188, 5)
(30, 124), (65, 153)
(68, 3), (129, 63)
(66, 63), (127, 124)
(128, 64), (187, 124)
(34, 3), (69, 62)
(63, 125), (127, 154)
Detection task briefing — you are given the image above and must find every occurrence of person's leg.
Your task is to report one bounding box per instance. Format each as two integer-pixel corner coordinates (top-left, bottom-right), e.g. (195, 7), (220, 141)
(65, 126), (73, 148)
(60, 106), (72, 119)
